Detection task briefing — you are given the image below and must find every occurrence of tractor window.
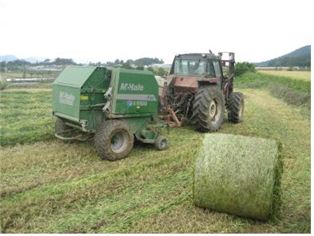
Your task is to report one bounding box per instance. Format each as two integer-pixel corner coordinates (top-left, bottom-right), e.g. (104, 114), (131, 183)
(208, 61), (215, 77)
(173, 59), (207, 76)
(213, 61), (222, 77)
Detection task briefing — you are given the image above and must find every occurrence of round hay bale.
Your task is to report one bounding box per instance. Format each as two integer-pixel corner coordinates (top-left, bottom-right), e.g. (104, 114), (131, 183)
(193, 133), (282, 221)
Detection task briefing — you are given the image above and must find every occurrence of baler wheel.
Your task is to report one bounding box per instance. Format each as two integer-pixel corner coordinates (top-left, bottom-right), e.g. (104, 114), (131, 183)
(191, 87), (225, 132)
(228, 92), (244, 123)
(94, 120), (134, 161)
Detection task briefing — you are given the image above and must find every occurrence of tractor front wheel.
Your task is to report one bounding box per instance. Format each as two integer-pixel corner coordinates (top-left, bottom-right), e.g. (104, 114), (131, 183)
(94, 120), (134, 161)
(191, 87), (225, 132)
(228, 92), (244, 123)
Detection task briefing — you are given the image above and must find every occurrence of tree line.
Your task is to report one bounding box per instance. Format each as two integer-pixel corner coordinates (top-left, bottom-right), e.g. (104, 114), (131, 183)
(0, 57), (168, 76)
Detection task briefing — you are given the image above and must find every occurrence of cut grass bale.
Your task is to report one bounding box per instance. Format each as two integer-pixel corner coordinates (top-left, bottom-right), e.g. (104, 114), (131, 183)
(193, 133), (282, 221)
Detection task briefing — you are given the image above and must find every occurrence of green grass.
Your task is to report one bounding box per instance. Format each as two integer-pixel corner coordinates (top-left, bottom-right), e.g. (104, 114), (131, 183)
(258, 70), (311, 81)
(235, 72), (311, 117)
(0, 88), (54, 145)
(0, 73), (311, 233)
(236, 72), (310, 93)
(0, 71), (59, 79)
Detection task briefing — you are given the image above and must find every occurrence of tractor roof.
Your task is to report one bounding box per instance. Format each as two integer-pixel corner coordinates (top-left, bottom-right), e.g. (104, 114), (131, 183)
(175, 53), (220, 60)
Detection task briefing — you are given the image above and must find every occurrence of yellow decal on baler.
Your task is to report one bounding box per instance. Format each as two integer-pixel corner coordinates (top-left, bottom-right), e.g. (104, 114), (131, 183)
(80, 95), (89, 100)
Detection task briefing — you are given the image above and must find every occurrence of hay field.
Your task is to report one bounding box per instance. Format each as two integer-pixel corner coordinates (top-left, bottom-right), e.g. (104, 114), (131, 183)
(0, 73), (311, 233)
(258, 70), (311, 81)
(0, 89), (54, 145)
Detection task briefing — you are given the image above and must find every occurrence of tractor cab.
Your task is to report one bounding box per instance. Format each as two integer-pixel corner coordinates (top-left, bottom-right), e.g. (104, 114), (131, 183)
(169, 53), (221, 79)
(167, 51), (235, 98)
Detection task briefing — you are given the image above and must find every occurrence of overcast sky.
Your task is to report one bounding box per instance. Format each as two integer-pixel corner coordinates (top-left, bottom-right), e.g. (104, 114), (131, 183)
(0, 0), (312, 63)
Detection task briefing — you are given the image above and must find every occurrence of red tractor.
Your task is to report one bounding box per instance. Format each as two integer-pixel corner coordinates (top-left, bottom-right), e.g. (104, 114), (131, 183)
(162, 51), (244, 131)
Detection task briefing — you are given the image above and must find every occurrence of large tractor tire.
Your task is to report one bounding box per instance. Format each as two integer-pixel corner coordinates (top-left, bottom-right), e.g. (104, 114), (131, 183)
(191, 87), (225, 132)
(94, 120), (134, 161)
(228, 92), (244, 123)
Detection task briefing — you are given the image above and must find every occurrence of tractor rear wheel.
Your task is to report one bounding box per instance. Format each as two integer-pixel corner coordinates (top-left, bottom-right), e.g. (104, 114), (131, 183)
(191, 87), (225, 132)
(94, 120), (134, 161)
(228, 92), (244, 123)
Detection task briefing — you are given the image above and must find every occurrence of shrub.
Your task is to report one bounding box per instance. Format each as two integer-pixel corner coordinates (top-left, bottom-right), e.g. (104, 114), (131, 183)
(235, 62), (256, 76)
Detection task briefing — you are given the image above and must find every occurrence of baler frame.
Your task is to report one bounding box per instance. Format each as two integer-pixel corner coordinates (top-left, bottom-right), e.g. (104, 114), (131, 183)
(52, 66), (168, 161)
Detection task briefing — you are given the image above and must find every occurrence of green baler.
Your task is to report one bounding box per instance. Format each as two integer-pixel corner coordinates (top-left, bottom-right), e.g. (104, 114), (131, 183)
(52, 66), (167, 161)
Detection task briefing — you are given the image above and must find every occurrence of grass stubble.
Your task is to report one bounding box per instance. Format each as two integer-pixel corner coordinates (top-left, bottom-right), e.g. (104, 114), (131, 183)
(0, 72), (310, 233)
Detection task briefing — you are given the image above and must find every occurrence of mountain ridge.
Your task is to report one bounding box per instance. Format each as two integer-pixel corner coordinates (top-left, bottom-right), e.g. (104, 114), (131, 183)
(255, 45), (311, 67)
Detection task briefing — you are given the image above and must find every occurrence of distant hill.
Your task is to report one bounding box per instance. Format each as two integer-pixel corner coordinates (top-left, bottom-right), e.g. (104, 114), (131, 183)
(256, 45), (311, 67)
(0, 55), (44, 63)
(0, 55), (18, 62)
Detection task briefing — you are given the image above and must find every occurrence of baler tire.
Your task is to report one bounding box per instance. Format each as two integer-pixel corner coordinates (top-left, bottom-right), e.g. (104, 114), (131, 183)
(191, 87), (225, 132)
(228, 92), (244, 123)
(94, 120), (134, 161)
